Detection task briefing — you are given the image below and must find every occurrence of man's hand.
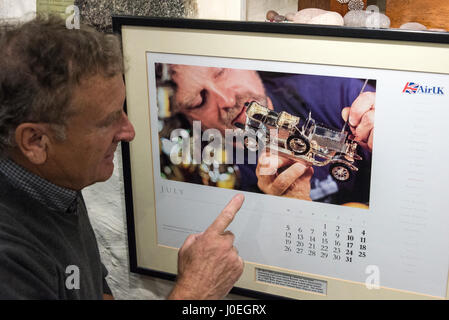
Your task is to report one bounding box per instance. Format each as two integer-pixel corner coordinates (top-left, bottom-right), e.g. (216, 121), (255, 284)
(341, 91), (375, 152)
(256, 151), (313, 200)
(168, 194), (245, 300)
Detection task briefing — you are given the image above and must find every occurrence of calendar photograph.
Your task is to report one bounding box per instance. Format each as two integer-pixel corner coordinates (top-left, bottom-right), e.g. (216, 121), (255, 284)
(115, 16), (449, 300)
(155, 62), (375, 209)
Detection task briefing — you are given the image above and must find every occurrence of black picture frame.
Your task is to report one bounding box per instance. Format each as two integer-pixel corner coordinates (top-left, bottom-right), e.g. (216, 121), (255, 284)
(112, 15), (449, 300)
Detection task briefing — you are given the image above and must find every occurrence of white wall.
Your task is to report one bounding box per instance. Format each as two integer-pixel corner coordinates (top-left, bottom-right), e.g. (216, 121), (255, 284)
(0, 0), (36, 20)
(196, 0), (245, 20)
(194, 0), (299, 21)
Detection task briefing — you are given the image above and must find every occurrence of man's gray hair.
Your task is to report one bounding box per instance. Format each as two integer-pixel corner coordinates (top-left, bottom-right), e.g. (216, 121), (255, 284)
(0, 15), (124, 157)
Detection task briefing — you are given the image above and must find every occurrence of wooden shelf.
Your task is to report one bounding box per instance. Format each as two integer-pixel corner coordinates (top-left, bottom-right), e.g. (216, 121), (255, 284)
(386, 0), (449, 29)
(297, 0), (449, 30)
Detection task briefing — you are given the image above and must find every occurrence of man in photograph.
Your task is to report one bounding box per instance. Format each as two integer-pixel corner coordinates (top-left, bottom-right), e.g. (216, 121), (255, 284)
(0, 16), (244, 299)
(159, 64), (375, 206)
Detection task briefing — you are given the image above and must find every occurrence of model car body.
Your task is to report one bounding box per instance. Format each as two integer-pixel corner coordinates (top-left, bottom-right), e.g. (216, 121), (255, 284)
(241, 101), (362, 182)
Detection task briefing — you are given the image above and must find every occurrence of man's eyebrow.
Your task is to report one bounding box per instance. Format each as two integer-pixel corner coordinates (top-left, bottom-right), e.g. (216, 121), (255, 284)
(214, 68), (225, 78)
(98, 109), (122, 126)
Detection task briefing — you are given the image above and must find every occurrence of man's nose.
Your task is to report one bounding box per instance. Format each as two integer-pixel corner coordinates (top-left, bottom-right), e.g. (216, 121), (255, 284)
(115, 112), (135, 142)
(211, 84), (236, 110)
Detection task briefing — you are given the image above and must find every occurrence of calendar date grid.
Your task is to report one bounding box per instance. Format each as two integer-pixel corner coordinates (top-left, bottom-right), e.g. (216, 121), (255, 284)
(283, 222), (367, 263)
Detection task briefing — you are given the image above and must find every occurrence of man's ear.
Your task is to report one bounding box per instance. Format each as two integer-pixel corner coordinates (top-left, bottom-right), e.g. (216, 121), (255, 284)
(14, 123), (50, 165)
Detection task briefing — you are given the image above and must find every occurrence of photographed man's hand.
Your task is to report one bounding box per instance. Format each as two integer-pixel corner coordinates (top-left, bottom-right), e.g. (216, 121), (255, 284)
(256, 151), (313, 200)
(341, 91), (375, 152)
(168, 194), (245, 300)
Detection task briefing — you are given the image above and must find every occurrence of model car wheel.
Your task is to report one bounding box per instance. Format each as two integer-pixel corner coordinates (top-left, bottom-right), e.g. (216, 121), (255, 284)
(330, 163), (352, 182)
(286, 134), (310, 156)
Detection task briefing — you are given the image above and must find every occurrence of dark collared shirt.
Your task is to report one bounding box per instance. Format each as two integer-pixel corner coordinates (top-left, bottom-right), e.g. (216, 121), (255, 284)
(0, 157), (111, 299)
(0, 158), (78, 214)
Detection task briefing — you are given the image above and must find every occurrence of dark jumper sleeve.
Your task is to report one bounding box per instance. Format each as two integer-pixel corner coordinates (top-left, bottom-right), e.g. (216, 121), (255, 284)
(0, 244), (58, 299)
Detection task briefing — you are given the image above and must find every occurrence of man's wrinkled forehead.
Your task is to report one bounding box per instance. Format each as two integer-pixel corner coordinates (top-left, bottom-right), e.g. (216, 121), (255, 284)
(170, 64), (222, 86)
(170, 64), (212, 76)
(168, 65), (268, 116)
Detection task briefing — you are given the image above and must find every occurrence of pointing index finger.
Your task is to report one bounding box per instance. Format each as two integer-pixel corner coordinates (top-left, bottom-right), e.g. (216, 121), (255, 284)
(206, 194), (245, 234)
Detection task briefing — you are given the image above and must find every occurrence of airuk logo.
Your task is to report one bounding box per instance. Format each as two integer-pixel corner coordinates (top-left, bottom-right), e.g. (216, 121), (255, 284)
(403, 82), (444, 95)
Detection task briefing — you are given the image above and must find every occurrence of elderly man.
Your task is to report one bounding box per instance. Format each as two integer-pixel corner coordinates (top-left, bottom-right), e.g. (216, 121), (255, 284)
(0, 16), (244, 299)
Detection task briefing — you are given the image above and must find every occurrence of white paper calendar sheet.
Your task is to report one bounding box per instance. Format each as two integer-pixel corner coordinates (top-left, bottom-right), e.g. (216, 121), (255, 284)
(148, 53), (449, 298)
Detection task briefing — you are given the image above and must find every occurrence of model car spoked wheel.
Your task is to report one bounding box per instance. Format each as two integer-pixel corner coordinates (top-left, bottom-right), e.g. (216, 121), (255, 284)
(286, 134), (310, 156)
(329, 163), (352, 182)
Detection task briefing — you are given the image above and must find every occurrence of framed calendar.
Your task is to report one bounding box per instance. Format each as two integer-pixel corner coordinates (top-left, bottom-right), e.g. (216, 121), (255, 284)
(113, 16), (449, 299)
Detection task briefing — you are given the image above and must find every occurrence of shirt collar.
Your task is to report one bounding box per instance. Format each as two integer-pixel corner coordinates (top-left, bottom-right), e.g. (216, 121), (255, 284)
(0, 157), (78, 214)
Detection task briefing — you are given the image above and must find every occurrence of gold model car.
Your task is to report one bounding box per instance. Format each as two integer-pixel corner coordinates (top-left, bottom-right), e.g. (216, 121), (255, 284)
(240, 101), (362, 182)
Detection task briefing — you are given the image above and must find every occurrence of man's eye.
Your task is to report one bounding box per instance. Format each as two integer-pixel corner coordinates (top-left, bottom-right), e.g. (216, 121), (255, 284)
(189, 89), (207, 110)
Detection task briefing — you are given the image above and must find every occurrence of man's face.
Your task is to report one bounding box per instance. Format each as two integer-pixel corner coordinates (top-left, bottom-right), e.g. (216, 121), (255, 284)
(170, 65), (267, 134)
(45, 74), (135, 190)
